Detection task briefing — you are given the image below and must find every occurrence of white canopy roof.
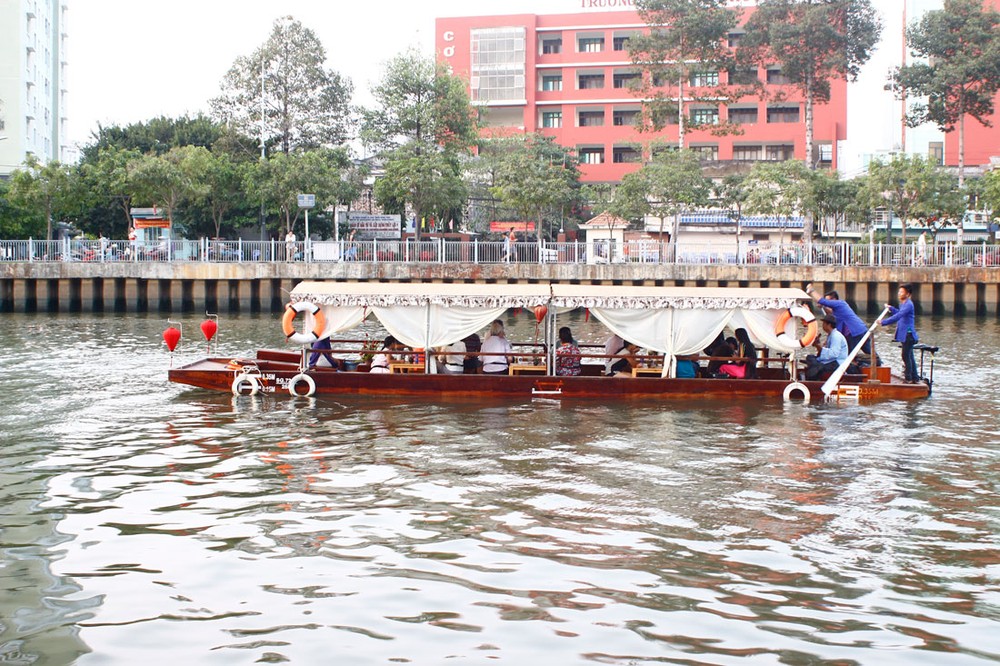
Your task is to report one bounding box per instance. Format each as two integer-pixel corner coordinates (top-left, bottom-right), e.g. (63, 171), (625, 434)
(290, 281), (807, 311)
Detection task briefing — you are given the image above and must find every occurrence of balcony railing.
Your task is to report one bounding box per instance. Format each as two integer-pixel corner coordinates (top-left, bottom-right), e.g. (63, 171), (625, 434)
(1, 237), (998, 268)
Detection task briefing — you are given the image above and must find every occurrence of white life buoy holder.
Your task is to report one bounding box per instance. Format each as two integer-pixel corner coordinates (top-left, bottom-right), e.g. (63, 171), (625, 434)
(775, 305), (819, 348)
(782, 382), (811, 402)
(232, 373), (261, 396)
(288, 373), (316, 397)
(282, 301), (326, 346)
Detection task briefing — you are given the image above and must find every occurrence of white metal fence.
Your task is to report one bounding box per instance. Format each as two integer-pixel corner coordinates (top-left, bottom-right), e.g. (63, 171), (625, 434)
(2, 237), (998, 267)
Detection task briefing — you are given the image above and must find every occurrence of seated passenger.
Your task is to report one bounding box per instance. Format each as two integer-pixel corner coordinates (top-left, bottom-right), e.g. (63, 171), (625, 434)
(436, 339), (466, 374)
(462, 333), (482, 374)
(706, 336), (737, 376)
(481, 320), (514, 374)
(369, 335), (402, 374)
(604, 333), (624, 375)
(675, 355), (700, 378)
(718, 328), (758, 379)
(307, 336), (345, 370)
(555, 326), (582, 376)
(804, 315), (848, 380)
(608, 341), (640, 377)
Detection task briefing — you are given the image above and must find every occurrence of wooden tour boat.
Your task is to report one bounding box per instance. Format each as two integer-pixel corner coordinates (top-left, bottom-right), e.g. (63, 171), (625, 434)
(168, 282), (935, 403)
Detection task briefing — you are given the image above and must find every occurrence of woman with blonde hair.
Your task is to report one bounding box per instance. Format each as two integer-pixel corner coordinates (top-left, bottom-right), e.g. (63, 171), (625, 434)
(481, 319), (514, 374)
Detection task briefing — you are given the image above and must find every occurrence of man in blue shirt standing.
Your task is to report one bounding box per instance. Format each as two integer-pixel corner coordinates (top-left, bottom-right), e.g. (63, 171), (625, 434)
(806, 285), (871, 357)
(804, 314), (849, 380)
(880, 283), (920, 382)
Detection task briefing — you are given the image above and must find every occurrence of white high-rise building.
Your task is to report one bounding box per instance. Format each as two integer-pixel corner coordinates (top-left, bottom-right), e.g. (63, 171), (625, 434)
(0, 0), (71, 177)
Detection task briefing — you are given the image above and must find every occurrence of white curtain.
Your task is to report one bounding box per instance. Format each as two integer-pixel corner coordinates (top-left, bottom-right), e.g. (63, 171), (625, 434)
(590, 307), (733, 356)
(371, 304), (507, 349)
(731, 309), (802, 354)
(315, 305), (369, 338)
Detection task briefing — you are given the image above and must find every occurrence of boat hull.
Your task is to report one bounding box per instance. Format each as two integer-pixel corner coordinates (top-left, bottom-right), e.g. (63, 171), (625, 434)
(168, 350), (930, 403)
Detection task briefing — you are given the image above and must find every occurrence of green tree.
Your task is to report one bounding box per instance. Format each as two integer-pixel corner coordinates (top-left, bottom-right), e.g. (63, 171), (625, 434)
(889, 0), (1000, 186)
(246, 148), (356, 235)
(0, 178), (46, 238)
(362, 48), (478, 154)
(212, 16), (353, 154)
(80, 115), (225, 162)
(629, 0), (740, 147)
(803, 170), (861, 240)
(375, 144), (468, 232)
(712, 173), (749, 254)
(856, 154), (952, 244)
(7, 155), (76, 240)
(185, 149), (247, 238)
(362, 49), (478, 238)
(128, 149), (196, 227)
(983, 169), (1000, 219)
(488, 134), (581, 245)
(741, 0), (882, 168)
(615, 149), (711, 243)
(743, 159), (813, 244)
(78, 147), (141, 235)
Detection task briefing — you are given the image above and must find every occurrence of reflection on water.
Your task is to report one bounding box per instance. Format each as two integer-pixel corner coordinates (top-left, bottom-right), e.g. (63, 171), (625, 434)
(0, 313), (998, 664)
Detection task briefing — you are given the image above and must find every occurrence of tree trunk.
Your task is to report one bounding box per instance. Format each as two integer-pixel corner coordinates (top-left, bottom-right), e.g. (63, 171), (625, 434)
(804, 74), (814, 170)
(677, 72), (685, 150)
(958, 110), (965, 188)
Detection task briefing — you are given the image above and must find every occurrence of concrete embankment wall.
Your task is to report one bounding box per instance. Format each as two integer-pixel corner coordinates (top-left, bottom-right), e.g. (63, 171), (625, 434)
(2, 262), (998, 317)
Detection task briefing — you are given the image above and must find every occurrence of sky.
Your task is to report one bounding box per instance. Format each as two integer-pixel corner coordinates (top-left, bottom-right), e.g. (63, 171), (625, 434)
(66, 0), (608, 149)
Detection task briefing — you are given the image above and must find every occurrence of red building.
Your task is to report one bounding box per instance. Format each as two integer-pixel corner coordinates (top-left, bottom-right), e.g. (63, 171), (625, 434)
(436, 9), (847, 183)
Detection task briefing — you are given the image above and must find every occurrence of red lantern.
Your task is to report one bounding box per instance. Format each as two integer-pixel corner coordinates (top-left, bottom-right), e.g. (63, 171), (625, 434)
(200, 319), (218, 342)
(534, 305), (548, 323)
(163, 326), (181, 352)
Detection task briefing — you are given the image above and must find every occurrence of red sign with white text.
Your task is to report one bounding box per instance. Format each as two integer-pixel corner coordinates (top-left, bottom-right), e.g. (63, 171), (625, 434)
(489, 221), (535, 233)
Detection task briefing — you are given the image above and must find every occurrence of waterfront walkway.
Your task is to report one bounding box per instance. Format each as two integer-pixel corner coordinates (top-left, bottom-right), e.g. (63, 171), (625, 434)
(2, 238), (999, 316)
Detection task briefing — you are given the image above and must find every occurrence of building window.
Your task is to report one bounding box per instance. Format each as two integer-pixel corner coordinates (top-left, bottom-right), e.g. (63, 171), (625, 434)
(578, 74), (605, 90)
(766, 105), (799, 123)
(929, 141), (944, 165)
(728, 107), (758, 124)
(578, 36), (605, 53)
(613, 146), (641, 163)
(727, 32), (744, 47)
(613, 109), (640, 126)
(733, 145), (762, 161)
(766, 68), (791, 85)
(689, 70), (719, 87)
(613, 71), (641, 89)
(470, 27), (526, 103)
(578, 110), (605, 127)
(690, 145), (719, 161)
(579, 147), (605, 164)
(541, 37), (562, 54)
(690, 107), (719, 125)
(613, 35), (632, 51)
(765, 144), (795, 161)
(541, 74), (563, 91)
(727, 67), (758, 85)
(542, 111), (563, 128)
(817, 143), (833, 165)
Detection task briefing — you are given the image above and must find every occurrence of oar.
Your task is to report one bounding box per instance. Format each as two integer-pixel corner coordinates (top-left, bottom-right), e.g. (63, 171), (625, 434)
(821, 306), (891, 397)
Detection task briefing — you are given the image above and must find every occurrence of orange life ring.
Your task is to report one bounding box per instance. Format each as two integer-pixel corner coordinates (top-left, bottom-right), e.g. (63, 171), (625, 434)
(775, 305), (818, 348)
(282, 301), (326, 345)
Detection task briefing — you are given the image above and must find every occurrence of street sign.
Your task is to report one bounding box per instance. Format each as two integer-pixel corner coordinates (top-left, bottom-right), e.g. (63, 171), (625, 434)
(297, 194), (315, 209)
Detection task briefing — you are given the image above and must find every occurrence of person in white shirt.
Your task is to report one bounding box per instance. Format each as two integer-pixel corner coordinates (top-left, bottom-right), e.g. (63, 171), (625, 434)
(285, 230), (297, 261)
(481, 320), (514, 374)
(603, 333), (624, 375)
(436, 339), (467, 374)
(804, 315), (848, 380)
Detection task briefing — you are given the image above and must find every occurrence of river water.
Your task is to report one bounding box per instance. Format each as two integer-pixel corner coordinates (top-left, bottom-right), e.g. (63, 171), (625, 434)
(1, 311), (998, 665)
